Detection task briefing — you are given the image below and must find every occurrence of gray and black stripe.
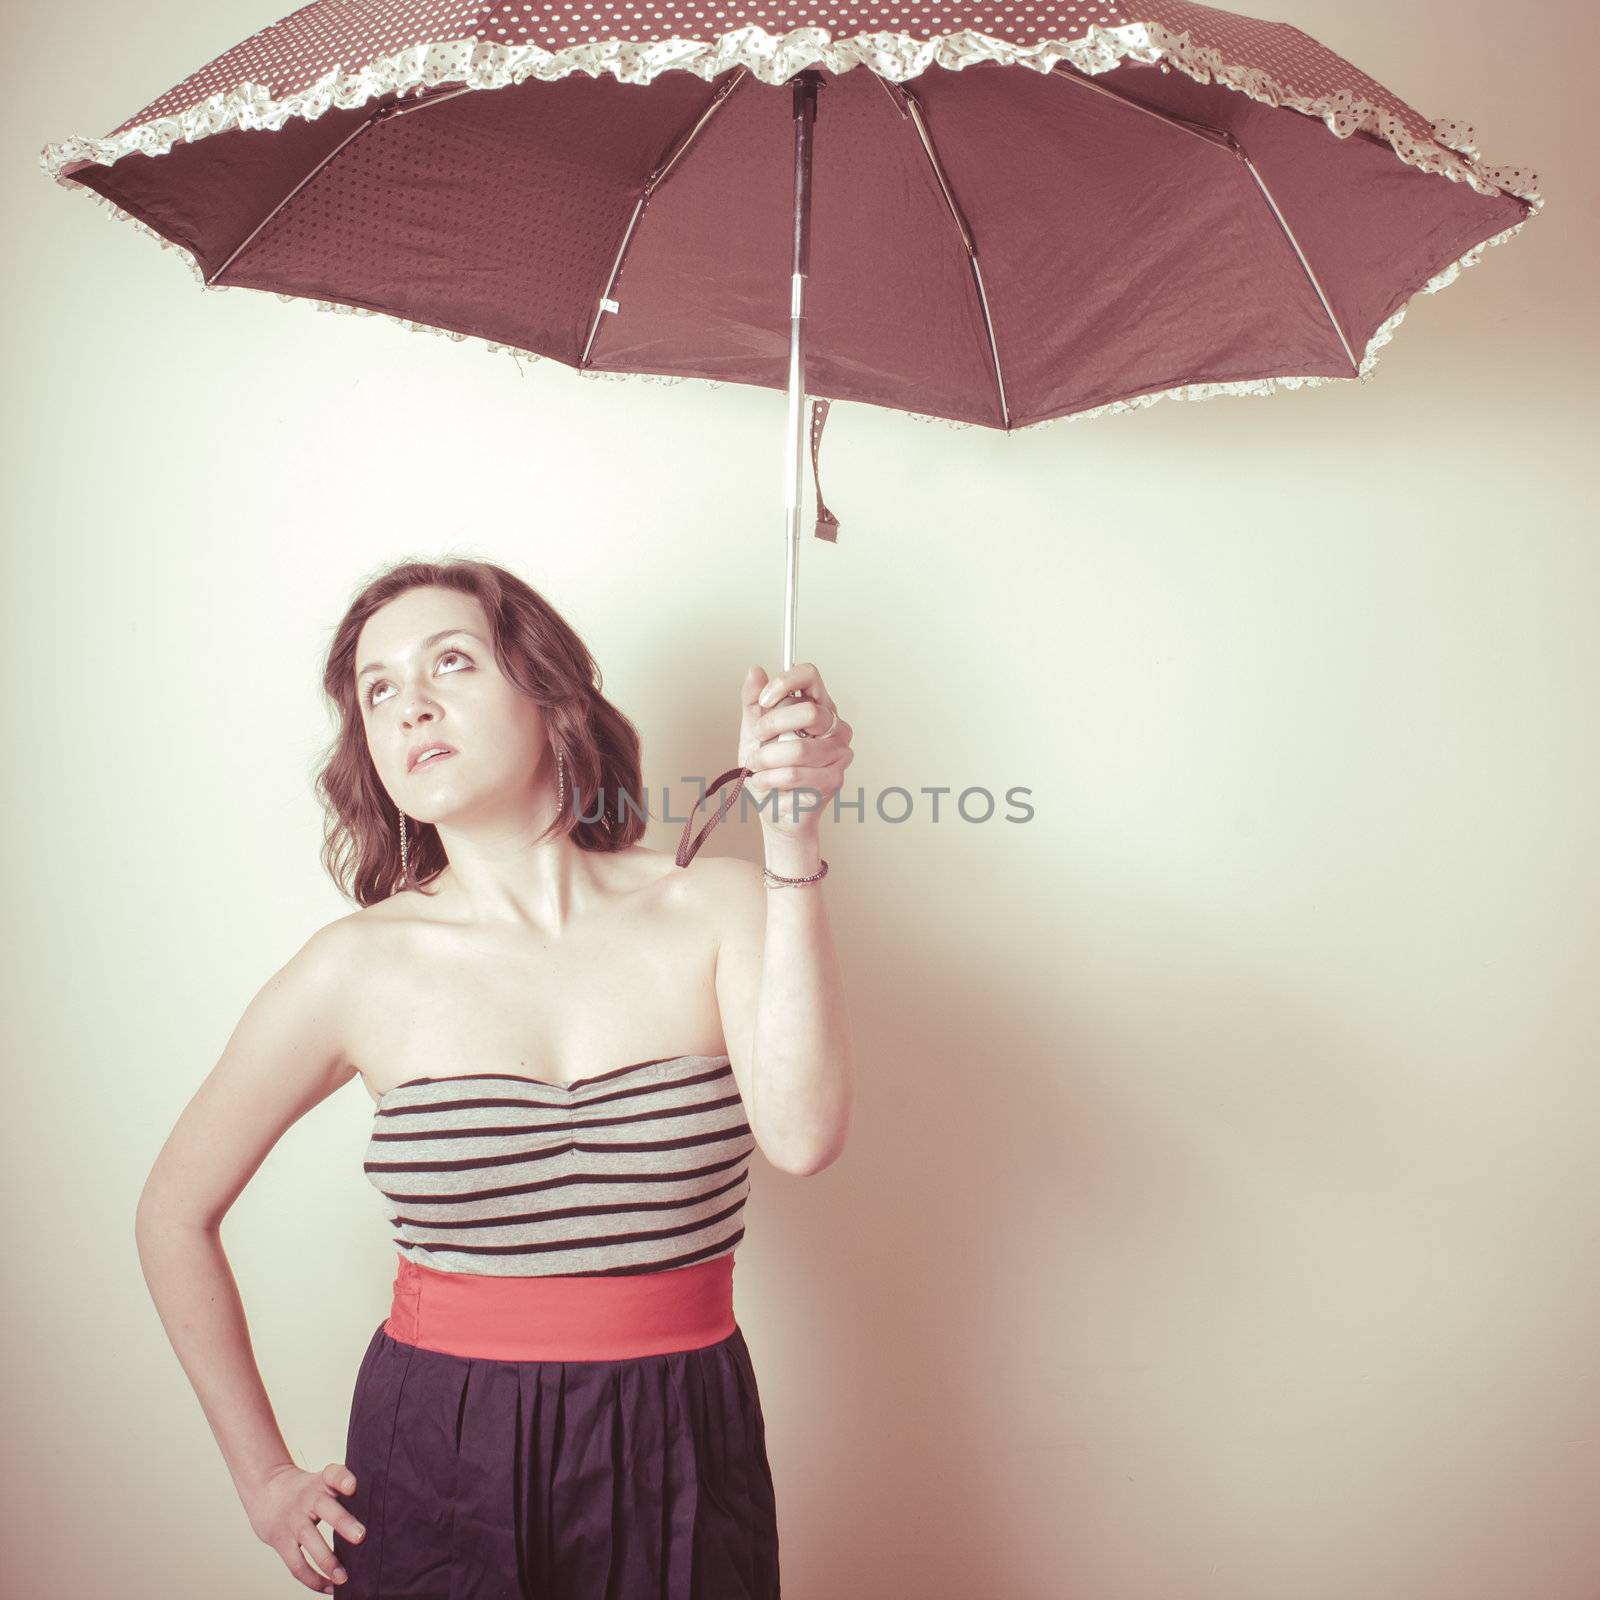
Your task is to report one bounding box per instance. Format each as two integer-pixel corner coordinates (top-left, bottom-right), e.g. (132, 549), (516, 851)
(362, 1053), (753, 1278)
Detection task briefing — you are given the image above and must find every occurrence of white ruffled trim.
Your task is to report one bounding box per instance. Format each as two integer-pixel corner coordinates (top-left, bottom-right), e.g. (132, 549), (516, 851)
(40, 18), (1540, 202)
(43, 18), (1540, 435)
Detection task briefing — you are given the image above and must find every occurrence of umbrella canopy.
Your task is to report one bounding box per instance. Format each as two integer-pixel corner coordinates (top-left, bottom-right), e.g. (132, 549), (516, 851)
(39, 1), (1541, 866)
(41, 0), (1539, 432)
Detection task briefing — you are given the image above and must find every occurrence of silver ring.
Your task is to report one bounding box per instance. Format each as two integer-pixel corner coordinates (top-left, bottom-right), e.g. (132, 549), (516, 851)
(798, 706), (840, 741)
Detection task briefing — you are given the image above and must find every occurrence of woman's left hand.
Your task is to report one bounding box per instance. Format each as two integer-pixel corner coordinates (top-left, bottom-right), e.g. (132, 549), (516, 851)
(739, 662), (855, 841)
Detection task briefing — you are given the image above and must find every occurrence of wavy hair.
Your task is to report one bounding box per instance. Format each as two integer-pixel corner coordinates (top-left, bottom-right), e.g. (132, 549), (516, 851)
(314, 557), (647, 906)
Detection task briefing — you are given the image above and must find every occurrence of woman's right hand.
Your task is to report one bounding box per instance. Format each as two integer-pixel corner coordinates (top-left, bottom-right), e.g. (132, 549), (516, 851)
(244, 1461), (365, 1593)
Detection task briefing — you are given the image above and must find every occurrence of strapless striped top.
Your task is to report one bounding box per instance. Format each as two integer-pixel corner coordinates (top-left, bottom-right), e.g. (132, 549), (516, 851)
(363, 1053), (752, 1278)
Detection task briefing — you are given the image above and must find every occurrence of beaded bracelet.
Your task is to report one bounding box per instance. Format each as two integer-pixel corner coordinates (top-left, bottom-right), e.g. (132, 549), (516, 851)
(762, 858), (829, 889)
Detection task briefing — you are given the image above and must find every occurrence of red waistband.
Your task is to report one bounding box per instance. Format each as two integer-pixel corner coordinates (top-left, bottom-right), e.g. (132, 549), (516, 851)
(383, 1251), (737, 1360)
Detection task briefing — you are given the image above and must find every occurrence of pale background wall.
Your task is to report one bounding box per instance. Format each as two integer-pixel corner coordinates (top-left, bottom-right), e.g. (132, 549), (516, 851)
(4, 1), (1595, 1596)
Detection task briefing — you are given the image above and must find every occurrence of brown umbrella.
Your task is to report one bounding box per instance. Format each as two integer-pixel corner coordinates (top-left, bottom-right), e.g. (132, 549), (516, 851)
(40, 1), (1541, 860)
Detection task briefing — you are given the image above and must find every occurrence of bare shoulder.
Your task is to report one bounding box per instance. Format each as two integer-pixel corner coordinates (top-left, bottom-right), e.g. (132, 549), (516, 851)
(134, 912), (367, 1229)
(248, 916), (365, 1096)
(237, 910), (366, 1027)
(325, 884), (442, 962)
(655, 849), (761, 894)
(655, 851), (764, 952)
(292, 904), (382, 996)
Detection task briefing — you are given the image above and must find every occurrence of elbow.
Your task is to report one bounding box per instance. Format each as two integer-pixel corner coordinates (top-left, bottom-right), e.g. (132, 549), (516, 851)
(133, 1193), (168, 1254)
(134, 1174), (172, 1237)
(134, 1187), (215, 1245)
(779, 1153), (834, 1179)
(134, 1186), (156, 1241)
(770, 1131), (849, 1178)
(759, 1083), (854, 1177)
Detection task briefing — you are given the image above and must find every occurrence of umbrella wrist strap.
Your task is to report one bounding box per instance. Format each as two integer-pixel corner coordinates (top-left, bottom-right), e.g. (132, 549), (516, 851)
(675, 765), (752, 868)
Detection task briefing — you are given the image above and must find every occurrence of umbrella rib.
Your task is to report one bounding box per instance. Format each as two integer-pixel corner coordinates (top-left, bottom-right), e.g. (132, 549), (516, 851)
(204, 85), (476, 286)
(1048, 66), (1360, 375)
(1228, 143), (1361, 374)
(870, 73), (1011, 430)
(579, 69), (749, 369)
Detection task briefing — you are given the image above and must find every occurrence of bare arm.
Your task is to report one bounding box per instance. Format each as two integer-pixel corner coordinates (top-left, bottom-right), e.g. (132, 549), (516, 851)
(712, 662), (857, 1176)
(134, 919), (363, 1591)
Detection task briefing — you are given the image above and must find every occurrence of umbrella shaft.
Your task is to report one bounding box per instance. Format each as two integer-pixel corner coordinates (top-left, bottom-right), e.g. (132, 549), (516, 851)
(784, 271), (806, 676)
(782, 71), (821, 675)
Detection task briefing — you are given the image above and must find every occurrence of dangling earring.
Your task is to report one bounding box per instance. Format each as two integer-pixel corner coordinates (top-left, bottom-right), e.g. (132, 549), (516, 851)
(397, 806), (410, 887)
(556, 748), (566, 813)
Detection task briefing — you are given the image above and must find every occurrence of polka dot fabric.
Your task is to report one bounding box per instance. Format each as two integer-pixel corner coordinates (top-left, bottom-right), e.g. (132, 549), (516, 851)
(37, 0), (1541, 434)
(42, 0), (1537, 206)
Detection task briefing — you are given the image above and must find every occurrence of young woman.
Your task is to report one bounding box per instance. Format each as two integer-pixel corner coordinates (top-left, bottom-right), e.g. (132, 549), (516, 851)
(133, 557), (856, 1597)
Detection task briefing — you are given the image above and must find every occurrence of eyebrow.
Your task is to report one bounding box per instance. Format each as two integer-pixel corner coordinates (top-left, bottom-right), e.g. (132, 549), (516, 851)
(357, 629), (485, 682)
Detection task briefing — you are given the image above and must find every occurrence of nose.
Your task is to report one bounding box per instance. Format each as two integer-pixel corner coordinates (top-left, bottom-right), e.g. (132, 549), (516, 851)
(398, 687), (441, 728)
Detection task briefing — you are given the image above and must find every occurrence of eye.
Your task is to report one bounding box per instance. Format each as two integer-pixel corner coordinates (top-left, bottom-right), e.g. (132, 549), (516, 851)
(364, 649), (473, 708)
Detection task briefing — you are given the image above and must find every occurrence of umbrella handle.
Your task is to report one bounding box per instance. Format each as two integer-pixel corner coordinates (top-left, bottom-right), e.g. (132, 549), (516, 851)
(675, 765), (753, 868)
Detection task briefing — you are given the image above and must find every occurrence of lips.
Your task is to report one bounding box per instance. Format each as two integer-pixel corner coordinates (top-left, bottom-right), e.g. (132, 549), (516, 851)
(407, 743), (457, 773)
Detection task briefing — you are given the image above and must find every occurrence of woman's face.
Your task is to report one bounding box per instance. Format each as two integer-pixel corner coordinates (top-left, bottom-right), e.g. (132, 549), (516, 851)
(355, 585), (550, 826)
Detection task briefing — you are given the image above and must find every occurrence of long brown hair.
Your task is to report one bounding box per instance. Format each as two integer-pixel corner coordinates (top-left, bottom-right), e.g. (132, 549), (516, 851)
(314, 557), (647, 906)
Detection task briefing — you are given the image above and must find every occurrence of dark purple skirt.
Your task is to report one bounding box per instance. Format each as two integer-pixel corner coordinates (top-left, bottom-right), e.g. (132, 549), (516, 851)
(331, 1320), (780, 1599)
